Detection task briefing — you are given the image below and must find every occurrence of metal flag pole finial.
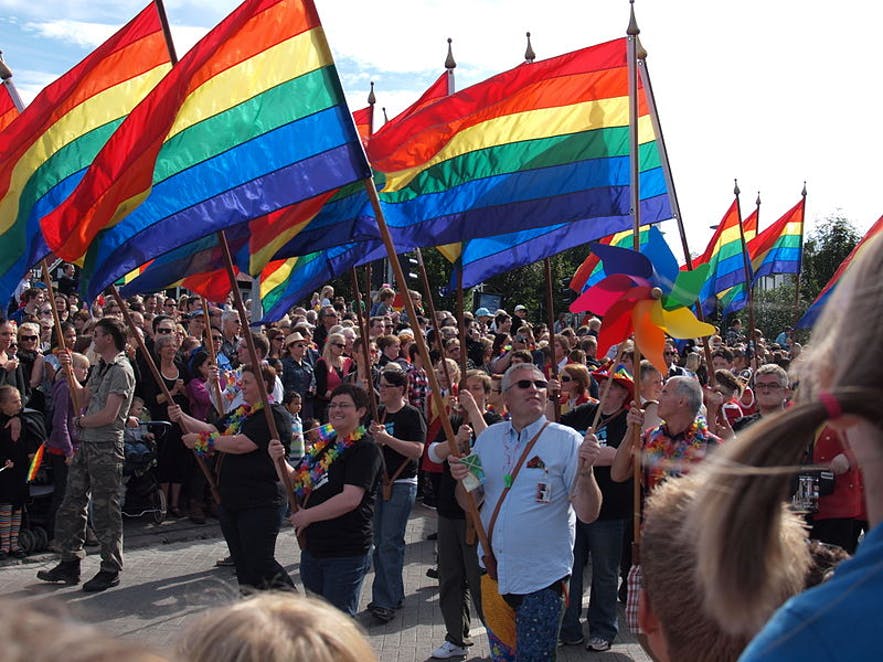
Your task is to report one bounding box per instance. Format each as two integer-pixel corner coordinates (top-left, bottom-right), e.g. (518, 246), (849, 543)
(733, 178), (741, 197)
(367, 80), (375, 105)
(445, 37), (457, 70)
(524, 32), (536, 63)
(628, 0), (640, 37)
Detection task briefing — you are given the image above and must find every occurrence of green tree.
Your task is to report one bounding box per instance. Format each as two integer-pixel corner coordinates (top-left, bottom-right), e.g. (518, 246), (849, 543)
(802, 213), (860, 302)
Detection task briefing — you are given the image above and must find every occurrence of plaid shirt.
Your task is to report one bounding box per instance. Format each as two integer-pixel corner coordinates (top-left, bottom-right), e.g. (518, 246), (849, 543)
(406, 363), (428, 415)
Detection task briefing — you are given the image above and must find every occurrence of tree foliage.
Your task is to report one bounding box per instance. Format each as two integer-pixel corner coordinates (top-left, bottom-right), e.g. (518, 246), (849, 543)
(801, 212), (860, 302)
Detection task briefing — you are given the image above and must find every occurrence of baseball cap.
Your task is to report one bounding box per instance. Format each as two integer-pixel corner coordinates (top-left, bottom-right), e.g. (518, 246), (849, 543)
(475, 307), (491, 318)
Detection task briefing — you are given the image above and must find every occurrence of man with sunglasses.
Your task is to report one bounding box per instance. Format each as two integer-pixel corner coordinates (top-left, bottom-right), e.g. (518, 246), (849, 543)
(450, 362), (602, 660)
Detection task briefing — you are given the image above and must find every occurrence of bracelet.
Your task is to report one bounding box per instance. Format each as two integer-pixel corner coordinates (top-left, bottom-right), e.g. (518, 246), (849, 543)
(193, 431), (219, 457)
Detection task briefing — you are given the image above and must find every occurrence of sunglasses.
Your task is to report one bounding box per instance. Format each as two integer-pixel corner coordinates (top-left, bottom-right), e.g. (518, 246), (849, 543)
(156, 328), (173, 334)
(39, 309), (53, 316)
(560, 376), (572, 382)
(511, 379), (548, 391)
(663, 351), (677, 357)
(211, 336), (223, 342)
(332, 343), (345, 348)
(19, 335), (38, 341)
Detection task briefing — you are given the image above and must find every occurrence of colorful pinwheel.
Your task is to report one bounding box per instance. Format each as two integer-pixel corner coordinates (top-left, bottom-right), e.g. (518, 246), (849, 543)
(570, 226), (715, 372)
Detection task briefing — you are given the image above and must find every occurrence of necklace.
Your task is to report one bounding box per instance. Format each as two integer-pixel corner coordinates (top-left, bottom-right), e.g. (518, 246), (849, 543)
(291, 425), (366, 501)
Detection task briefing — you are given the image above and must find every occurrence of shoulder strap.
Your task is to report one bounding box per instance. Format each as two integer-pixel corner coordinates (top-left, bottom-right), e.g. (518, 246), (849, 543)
(486, 421), (550, 551)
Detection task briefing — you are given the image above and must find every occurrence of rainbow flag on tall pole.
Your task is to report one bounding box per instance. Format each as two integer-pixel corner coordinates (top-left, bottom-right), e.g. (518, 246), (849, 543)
(40, 0), (372, 301)
(797, 214), (883, 329)
(743, 192), (761, 241)
(0, 54), (23, 132)
(0, 3), (172, 305)
(696, 192), (750, 315)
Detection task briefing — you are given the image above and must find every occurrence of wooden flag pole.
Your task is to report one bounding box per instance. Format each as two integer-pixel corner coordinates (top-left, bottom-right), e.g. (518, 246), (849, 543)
(455, 264), (469, 387)
(40, 259), (81, 414)
(792, 183), (808, 327)
(200, 297), (225, 415)
(361, 179), (493, 567)
(543, 258), (560, 421)
(109, 286), (220, 504)
(215, 232), (301, 526)
(734, 180), (758, 371)
(414, 248), (457, 392)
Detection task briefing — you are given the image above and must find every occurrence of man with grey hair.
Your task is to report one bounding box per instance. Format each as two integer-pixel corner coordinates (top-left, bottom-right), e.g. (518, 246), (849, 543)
(219, 310), (242, 367)
(611, 376), (720, 491)
(450, 362), (603, 660)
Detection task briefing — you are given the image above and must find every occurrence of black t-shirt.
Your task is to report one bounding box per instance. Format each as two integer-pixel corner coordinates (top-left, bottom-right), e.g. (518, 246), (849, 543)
(303, 438), (383, 557)
(376, 404), (426, 481)
(561, 403), (633, 521)
(219, 405), (292, 510)
(437, 411), (503, 520)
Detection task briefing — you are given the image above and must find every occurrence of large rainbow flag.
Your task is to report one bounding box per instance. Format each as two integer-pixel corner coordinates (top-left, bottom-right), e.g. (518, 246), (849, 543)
(797, 215), (883, 329)
(0, 82), (19, 133)
(696, 199), (750, 314)
(40, 0), (372, 300)
(367, 38), (667, 250)
(0, 4), (171, 304)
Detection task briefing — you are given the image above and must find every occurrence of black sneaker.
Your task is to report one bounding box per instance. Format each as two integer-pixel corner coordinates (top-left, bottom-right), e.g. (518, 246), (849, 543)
(82, 569), (120, 592)
(37, 560), (81, 585)
(369, 605), (396, 623)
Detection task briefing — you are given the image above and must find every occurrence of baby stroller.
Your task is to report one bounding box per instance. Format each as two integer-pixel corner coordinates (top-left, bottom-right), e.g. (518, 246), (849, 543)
(122, 421), (171, 523)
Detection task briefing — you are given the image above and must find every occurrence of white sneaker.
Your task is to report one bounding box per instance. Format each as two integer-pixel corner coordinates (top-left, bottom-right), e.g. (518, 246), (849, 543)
(431, 641), (467, 659)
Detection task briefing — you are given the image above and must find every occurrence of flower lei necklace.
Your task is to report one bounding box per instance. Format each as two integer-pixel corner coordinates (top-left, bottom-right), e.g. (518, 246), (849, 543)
(193, 402), (263, 457)
(643, 416), (714, 489)
(291, 425), (366, 501)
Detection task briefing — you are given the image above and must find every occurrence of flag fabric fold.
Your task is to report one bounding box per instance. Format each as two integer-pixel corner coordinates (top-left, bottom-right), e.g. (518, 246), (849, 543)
(0, 3), (171, 304)
(696, 200), (749, 314)
(40, 0), (372, 300)
(0, 82), (19, 133)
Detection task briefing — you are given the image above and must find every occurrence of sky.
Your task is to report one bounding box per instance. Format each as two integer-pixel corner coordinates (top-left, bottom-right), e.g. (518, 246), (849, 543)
(1, 0), (880, 262)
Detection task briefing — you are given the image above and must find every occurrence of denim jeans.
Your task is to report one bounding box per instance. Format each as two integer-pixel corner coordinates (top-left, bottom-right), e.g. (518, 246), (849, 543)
(371, 481), (417, 609)
(300, 548), (371, 616)
(560, 518), (626, 643)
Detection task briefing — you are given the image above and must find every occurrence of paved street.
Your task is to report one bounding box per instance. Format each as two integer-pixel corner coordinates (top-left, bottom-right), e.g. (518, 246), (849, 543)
(1, 506), (650, 661)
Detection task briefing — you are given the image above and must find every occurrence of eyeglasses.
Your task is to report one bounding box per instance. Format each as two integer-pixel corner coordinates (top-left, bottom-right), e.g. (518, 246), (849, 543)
(754, 382), (784, 391)
(332, 343), (345, 348)
(19, 335), (38, 341)
(39, 309), (53, 316)
(511, 379), (548, 391)
(156, 328), (173, 334)
(379, 382), (401, 389)
(560, 376), (572, 382)
(663, 351), (676, 357)
(211, 336), (223, 343)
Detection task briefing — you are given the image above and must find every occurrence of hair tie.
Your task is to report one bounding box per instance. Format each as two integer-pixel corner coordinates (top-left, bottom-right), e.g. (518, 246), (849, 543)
(818, 391), (843, 420)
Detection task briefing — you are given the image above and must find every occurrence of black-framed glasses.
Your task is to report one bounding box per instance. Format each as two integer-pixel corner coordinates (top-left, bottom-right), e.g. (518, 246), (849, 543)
(755, 382), (783, 391)
(511, 379), (548, 391)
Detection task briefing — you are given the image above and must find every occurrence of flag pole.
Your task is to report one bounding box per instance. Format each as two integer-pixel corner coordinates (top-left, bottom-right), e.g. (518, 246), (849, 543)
(0, 53), (25, 111)
(200, 298), (225, 415)
(637, 34), (716, 386)
(733, 180), (757, 369)
(215, 232), (301, 528)
(415, 248), (457, 391)
(40, 260), (81, 413)
(792, 183), (807, 326)
(109, 285), (220, 504)
(362, 178), (493, 570)
(627, 0), (645, 553)
(544, 258), (560, 420)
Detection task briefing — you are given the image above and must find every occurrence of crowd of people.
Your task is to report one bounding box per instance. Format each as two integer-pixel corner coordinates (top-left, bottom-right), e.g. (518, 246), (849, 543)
(1, 233), (881, 660)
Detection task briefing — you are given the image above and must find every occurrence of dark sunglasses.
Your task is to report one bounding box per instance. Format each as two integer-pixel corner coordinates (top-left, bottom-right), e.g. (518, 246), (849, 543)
(156, 328), (173, 334)
(560, 376), (572, 382)
(19, 335), (38, 341)
(512, 379), (548, 390)
(211, 336), (223, 342)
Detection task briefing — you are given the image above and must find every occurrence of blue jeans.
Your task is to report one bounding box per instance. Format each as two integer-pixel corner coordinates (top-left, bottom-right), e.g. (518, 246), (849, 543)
(300, 548), (371, 616)
(560, 518), (625, 643)
(371, 481), (417, 609)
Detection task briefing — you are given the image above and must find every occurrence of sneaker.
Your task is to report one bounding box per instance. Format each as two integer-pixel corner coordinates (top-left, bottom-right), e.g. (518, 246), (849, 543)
(215, 555), (235, 567)
(82, 569), (120, 592)
(586, 637), (612, 652)
(425, 567), (439, 579)
(559, 634), (585, 646)
(37, 560), (81, 585)
(431, 641), (467, 659)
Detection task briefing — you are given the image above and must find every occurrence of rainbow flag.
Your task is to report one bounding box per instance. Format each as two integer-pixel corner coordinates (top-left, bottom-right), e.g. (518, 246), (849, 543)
(353, 104), (373, 145)
(0, 82), (19, 133)
(26, 442), (45, 482)
(696, 200), (750, 314)
(748, 197), (804, 281)
(0, 4), (171, 305)
(570, 227), (654, 293)
(743, 208), (759, 241)
(798, 215), (883, 329)
(41, 0), (372, 301)
(367, 38), (668, 249)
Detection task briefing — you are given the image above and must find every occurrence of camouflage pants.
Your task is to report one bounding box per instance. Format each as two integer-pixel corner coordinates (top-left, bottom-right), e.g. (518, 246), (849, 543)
(54, 441), (124, 572)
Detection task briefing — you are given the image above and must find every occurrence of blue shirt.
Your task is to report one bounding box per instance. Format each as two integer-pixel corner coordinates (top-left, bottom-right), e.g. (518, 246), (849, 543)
(740, 523), (883, 661)
(473, 415), (581, 595)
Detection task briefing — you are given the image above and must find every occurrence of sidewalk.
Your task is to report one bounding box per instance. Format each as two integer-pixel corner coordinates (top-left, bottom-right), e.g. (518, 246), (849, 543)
(1, 506), (650, 661)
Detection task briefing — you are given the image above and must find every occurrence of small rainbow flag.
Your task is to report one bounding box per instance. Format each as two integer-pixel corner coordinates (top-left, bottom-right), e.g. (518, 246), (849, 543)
(26, 442), (45, 482)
